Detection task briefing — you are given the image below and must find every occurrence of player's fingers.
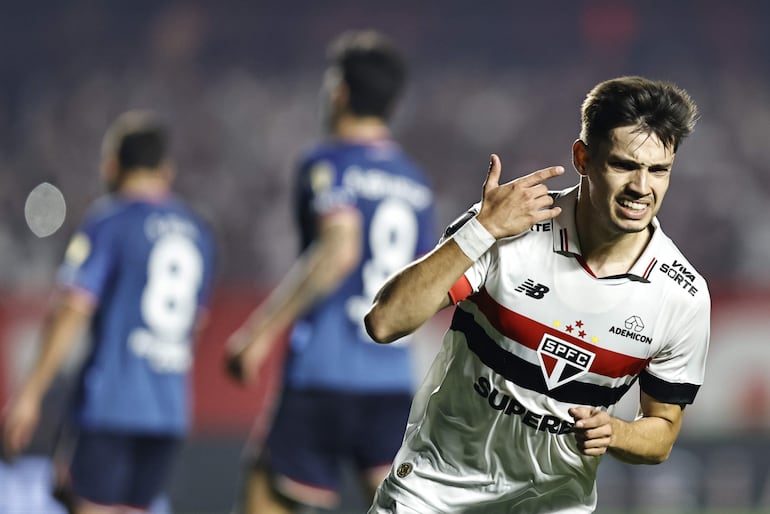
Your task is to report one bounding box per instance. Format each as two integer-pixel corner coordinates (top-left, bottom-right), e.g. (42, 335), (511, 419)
(482, 154), (502, 195)
(12, 431), (28, 456)
(578, 422), (612, 439)
(568, 406), (593, 421)
(3, 425), (25, 459)
(1, 432), (10, 460)
(532, 206), (562, 224)
(581, 445), (610, 457)
(516, 166), (565, 188)
(575, 411), (611, 431)
(224, 353), (245, 383)
(571, 408), (600, 428)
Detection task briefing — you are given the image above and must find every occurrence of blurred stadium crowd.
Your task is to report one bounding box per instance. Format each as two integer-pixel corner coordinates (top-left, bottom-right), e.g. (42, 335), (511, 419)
(1, 0), (769, 292)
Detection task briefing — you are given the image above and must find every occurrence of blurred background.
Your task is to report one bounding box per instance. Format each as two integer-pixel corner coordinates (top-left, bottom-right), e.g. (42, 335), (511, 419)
(1, 0), (770, 512)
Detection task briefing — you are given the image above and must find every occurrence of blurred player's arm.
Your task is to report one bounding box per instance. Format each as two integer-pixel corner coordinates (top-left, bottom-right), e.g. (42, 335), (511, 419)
(2, 289), (94, 459)
(225, 210), (362, 385)
(569, 391), (684, 464)
(366, 155), (563, 344)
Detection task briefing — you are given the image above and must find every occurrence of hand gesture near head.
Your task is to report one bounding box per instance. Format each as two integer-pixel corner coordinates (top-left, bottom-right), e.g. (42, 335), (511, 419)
(475, 154), (564, 239)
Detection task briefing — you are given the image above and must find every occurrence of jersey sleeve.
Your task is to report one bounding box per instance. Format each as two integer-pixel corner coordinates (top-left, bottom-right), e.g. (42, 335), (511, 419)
(640, 291), (711, 405)
(415, 193), (437, 257)
(56, 219), (116, 302)
(300, 157), (356, 218)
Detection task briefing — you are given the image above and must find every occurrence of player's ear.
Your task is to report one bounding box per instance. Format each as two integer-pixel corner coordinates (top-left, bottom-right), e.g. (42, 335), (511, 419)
(100, 157), (121, 191)
(572, 139), (589, 177)
(333, 81), (350, 113)
(160, 160), (176, 183)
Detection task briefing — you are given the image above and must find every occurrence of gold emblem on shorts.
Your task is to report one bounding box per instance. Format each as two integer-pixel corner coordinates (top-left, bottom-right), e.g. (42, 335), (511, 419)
(396, 462), (413, 478)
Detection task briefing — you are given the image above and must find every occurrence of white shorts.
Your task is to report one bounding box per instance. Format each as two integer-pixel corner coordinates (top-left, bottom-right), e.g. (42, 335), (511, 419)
(367, 460), (596, 514)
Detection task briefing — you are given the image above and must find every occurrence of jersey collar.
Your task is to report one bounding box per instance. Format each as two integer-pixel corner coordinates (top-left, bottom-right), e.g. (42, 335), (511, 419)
(550, 186), (662, 282)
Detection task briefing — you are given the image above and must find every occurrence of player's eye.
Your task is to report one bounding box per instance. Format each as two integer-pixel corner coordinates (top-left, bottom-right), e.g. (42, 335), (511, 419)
(609, 160), (637, 171)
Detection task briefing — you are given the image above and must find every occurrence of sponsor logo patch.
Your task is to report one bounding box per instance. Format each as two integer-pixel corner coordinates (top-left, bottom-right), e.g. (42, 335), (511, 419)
(64, 232), (91, 267)
(396, 463), (413, 478)
(659, 260), (698, 296)
(309, 161), (335, 193)
(537, 334), (595, 389)
(608, 315), (653, 344)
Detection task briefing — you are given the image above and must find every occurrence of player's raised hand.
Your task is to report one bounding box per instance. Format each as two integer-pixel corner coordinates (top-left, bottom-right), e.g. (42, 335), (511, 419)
(569, 406), (615, 456)
(476, 154), (564, 239)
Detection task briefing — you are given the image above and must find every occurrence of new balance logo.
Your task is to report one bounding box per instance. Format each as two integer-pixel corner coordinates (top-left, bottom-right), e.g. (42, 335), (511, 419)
(515, 279), (550, 299)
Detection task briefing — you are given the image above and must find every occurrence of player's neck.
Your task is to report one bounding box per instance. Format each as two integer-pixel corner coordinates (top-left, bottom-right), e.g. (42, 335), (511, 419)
(117, 169), (171, 198)
(332, 115), (391, 142)
(574, 198), (653, 278)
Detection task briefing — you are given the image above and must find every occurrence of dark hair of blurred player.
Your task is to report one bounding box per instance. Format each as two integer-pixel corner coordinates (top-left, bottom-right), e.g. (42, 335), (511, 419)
(100, 111), (172, 193)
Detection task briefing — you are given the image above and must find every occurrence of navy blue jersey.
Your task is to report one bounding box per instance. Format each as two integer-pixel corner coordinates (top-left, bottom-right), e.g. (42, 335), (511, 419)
(57, 194), (216, 435)
(287, 139), (435, 393)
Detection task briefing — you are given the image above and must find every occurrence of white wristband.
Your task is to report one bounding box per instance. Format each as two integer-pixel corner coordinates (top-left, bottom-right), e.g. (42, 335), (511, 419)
(452, 217), (496, 261)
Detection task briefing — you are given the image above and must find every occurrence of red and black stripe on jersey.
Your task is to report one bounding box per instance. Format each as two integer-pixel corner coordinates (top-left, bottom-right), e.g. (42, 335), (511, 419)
(451, 288), (700, 407)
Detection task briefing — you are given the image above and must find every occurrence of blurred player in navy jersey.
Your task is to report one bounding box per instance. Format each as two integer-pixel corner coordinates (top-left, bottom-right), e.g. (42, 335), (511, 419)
(2, 110), (217, 514)
(225, 30), (435, 513)
(365, 77), (710, 513)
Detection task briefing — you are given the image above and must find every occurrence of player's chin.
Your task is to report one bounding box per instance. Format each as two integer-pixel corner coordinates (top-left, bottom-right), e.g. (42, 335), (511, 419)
(614, 217), (652, 234)
(612, 205), (654, 230)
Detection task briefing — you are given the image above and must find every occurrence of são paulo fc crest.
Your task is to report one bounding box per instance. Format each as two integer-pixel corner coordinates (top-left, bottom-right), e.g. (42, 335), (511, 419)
(536, 334), (595, 390)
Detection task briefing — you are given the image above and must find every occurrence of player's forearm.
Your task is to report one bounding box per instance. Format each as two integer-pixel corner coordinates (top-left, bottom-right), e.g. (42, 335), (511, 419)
(20, 301), (90, 400)
(607, 415), (680, 465)
(365, 239), (471, 343)
(242, 236), (358, 345)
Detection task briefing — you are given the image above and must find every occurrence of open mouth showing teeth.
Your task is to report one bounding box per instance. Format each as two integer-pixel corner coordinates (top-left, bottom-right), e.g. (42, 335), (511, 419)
(618, 199), (646, 211)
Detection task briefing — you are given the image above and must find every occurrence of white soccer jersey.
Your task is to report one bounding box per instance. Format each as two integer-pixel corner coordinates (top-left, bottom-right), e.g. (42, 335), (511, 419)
(370, 186), (710, 514)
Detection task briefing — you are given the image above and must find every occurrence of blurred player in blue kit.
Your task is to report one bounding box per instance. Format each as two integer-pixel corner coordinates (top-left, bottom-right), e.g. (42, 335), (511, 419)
(2, 110), (217, 513)
(225, 30), (435, 513)
(365, 77), (710, 513)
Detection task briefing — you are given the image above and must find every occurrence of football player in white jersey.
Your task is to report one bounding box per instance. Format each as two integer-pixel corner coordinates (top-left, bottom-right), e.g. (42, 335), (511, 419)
(365, 76), (709, 513)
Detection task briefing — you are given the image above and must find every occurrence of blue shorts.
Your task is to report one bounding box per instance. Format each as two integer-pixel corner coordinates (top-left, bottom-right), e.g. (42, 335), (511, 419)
(260, 388), (412, 506)
(69, 430), (181, 508)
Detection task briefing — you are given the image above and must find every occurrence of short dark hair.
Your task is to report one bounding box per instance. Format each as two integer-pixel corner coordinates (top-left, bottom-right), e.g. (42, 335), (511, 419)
(327, 30), (407, 120)
(102, 110), (169, 171)
(580, 76), (699, 152)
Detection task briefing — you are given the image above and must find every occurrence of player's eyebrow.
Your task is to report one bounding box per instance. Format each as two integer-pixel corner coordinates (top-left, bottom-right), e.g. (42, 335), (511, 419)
(607, 154), (673, 171)
(607, 156), (640, 170)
